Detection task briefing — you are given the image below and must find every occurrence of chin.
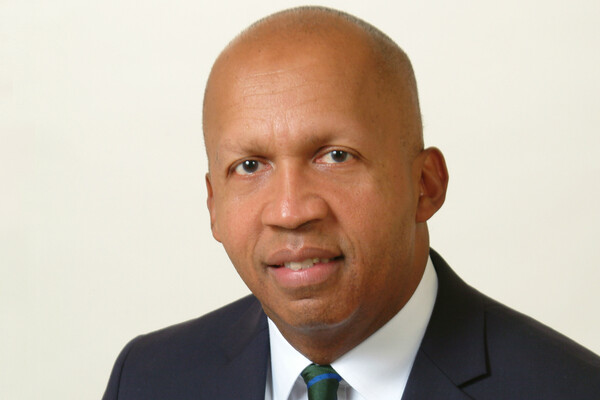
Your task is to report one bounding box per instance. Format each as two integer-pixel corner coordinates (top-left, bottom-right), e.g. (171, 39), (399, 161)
(269, 300), (356, 333)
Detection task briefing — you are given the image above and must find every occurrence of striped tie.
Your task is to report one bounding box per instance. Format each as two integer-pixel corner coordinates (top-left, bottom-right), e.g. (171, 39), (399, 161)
(301, 364), (342, 400)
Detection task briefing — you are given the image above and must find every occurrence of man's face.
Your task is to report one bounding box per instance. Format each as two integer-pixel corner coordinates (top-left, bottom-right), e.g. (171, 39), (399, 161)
(204, 38), (425, 341)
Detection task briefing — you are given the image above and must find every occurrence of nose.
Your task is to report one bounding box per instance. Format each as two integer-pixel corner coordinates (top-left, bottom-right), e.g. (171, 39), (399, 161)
(261, 163), (329, 230)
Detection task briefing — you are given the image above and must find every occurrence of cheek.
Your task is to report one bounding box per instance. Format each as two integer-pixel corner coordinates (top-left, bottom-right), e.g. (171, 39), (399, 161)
(335, 178), (413, 233)
(337, 180), (416, 266)
(214, 194), (261, 261)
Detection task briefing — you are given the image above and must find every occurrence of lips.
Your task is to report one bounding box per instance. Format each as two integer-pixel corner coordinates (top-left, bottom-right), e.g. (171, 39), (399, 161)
(264, 248), (343, 289)
(265, 247), (341, 267)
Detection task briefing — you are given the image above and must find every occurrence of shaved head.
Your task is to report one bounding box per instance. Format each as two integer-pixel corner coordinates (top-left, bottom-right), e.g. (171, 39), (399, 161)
(203, 6), (423, 162)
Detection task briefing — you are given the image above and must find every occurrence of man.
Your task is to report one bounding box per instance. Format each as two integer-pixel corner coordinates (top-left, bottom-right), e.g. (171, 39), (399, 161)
(103, 6), (600, 399)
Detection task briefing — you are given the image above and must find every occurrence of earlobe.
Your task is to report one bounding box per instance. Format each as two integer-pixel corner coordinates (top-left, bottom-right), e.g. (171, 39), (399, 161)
(416, 147), (449, 223)
(205, 173), (222, 242)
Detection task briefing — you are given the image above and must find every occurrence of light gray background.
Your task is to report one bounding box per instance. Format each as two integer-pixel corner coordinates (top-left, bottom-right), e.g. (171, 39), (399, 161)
(2, 0), (599, 398)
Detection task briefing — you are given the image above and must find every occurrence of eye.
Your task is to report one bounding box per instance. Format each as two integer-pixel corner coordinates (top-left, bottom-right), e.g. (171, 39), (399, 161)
(317, 149), (354, 164)
(233, 159), (267, 176)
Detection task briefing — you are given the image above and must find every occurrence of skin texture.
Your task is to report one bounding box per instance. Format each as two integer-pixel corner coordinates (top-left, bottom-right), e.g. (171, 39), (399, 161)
(203, 7), (449, 364)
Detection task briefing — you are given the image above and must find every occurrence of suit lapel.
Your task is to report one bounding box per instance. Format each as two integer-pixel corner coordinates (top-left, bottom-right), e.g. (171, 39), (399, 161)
(216, 296), (270, 399)
(402, 349), (474, 400)
(401, 250), (491, 399)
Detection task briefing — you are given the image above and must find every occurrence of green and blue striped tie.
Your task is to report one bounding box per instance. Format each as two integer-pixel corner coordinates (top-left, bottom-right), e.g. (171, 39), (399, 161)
(301, 364), (342, 400)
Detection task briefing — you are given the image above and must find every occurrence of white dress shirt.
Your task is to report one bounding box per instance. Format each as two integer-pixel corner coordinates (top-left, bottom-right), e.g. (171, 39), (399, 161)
(264, 256), (438, 400)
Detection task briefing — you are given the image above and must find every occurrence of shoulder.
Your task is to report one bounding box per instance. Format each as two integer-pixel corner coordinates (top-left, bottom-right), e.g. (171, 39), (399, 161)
(128, 294), (264, 351)
(427, 250), (600, 398)
(102, 295), (268, 399)
(479, 301), (600, 395)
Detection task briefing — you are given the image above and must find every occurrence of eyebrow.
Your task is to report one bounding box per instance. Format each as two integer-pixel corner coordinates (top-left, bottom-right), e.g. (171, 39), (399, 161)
(213, 135), (271, 164)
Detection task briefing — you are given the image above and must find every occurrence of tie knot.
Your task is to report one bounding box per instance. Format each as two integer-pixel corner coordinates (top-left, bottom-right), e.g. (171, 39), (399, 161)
(301, 364), (342, 400)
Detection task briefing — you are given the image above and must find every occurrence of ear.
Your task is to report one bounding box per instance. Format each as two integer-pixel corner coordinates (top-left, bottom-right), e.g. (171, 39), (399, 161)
(415, 147), (449, 223)
(205, 173), (222, 242)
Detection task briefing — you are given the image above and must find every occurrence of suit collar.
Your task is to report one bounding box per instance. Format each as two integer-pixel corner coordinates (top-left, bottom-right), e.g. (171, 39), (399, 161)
(218, 296), (270, 399)
(423, 249), (489, 385)
(221, 295), (268, 360)
(403, 349), (476, 400)
(402, 249), (490, 399)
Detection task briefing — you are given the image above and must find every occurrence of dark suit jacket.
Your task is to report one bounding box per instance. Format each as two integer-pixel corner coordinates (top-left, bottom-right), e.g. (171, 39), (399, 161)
(103, 250), (600, 399)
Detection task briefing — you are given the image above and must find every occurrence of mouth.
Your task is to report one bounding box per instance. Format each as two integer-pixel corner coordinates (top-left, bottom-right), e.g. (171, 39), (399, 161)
(265, 251), (344, 289)
(269, 256), (344, 271)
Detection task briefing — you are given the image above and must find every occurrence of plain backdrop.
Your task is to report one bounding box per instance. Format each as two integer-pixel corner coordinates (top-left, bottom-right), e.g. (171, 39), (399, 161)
(1, 0), (599, 398)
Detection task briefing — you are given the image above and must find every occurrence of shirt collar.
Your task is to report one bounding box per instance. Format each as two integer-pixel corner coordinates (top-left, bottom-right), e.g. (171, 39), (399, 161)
(268, 319), (311, 400)
(268, 256), (438, 399)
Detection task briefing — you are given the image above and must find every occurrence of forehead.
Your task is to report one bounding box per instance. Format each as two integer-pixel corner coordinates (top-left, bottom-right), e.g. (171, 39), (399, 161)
(203, 35), (384, 141)
(220, 71), (377, 165)
(223, 59), (369, 118)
